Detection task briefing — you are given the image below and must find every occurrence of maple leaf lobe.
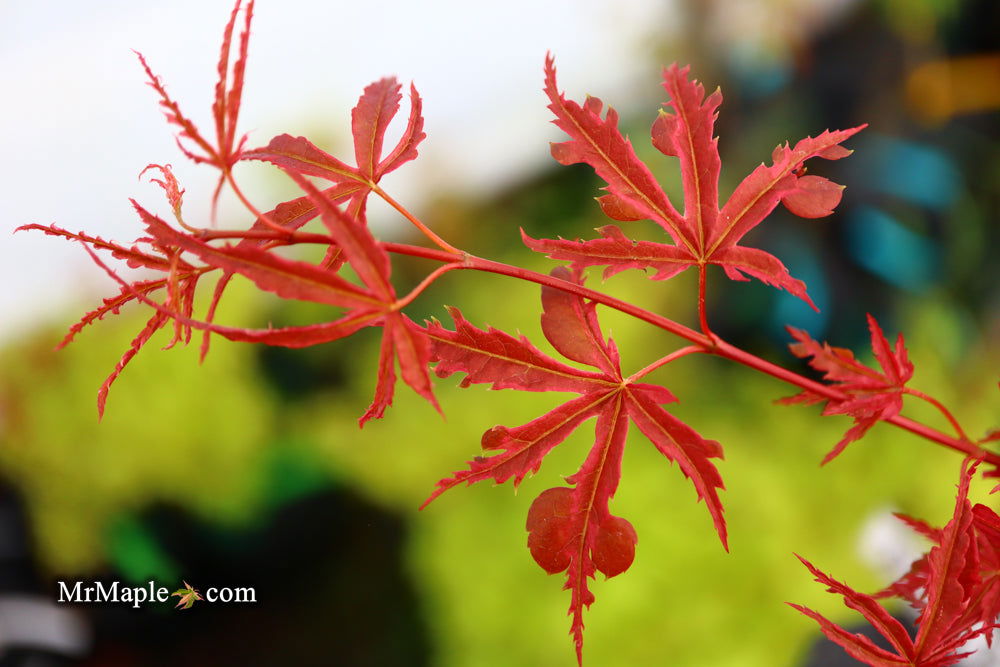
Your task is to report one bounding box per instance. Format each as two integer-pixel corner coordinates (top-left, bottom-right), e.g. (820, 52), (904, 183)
(526, 487), (575, 574)
(592, 515), (638, 578)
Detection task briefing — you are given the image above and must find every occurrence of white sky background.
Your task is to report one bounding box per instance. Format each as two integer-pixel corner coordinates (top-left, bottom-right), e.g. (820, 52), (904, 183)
(0, 0), (681, 342)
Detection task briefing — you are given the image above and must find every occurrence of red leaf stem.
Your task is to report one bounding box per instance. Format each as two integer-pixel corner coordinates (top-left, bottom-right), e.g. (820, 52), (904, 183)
(375, 242), (1000, 469)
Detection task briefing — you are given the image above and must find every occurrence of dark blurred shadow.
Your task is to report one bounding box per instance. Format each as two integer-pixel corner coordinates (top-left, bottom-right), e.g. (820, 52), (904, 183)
(0, 483), (430, 667)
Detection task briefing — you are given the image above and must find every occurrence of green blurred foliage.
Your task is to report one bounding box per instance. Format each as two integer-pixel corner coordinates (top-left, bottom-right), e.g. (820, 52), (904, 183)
(0, 284), (277, 574)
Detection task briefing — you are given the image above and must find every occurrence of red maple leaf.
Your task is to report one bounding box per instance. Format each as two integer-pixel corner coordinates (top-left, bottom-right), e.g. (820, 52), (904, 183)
(423, 267), (725, 664)
(15, 0), (263, 414)
(17, 0), (433, 422)
(790, 459), (1000, 666)
(196, 70), (426, 357)
(121, 170), (438, 425)
(16, 160), (314, 415)
(875, 493), (1000, 647)
(135, 0), (255, 208)
(779, 313), (915, 464)
(205, 69), (426, 356)
(241, 75), (424, 228)
(21, 157), (438, 424)
(16, 216), (209, 416)
(524, 56), (865, 309)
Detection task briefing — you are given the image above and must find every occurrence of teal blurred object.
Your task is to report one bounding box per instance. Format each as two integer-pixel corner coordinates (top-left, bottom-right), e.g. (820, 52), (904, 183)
(857, 135), (962, 212)
(846, 206), (941, 291)
(767, 236), (832, 336)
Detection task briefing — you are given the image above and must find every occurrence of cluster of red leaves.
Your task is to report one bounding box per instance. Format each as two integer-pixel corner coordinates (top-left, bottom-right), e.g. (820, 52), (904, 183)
(18, 0), (435, 424)
(241, 76), (424, 222)
(129, 172), (439, 426)
(524, 56), (865, 310)
(17, 0), (261, 413)
(413, 58), (866, 660)
(21, 2), (999, 665)
(780, 314), (915, 464)
(791, 459), (1000, 666)
(422, 266), (725, 663)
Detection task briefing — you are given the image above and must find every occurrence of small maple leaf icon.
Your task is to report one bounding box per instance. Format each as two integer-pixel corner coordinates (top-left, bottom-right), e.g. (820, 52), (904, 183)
(171, 581), (202, 610)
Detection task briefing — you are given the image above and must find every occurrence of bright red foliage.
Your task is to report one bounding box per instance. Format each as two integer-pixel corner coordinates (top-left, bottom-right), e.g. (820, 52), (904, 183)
(780, 314), (915, 464)
(125, 171), (439, 426)
(17, 0), (436, 424)
(17, 216), (209, 416)
(874, 491), (1000, 650)
(524, 56), (865, 310)
(242, 76), (424, 226)
(18, 2), (1000, 665)
(135, 0), (254, 208)
(423, 266), (725, 663)
(791, 459), (1000, 666)
(204, 74), (425, 359)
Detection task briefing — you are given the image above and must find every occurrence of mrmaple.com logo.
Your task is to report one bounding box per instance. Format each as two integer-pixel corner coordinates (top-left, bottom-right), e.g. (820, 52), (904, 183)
(56, 580), (256, 609)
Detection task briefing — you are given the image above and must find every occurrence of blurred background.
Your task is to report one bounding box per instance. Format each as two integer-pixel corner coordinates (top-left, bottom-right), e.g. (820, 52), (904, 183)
(1, 0), (998, 665)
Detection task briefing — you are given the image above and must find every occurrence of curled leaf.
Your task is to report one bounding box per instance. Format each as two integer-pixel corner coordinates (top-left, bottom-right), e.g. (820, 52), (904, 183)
(781, 174), (844, 218)
(424, 268), (724, 663)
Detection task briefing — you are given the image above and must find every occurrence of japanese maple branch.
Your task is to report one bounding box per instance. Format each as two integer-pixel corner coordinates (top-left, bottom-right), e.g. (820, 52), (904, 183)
(629, 345), (705, 381)
(372, 184), (464, 256)
(396, 263), (464, 309)
(139, 205), (996, 466)
(903, 387), (971, 442)
(697, 263), (715, 341)
(225, 170), (290, 235)
(376, 241), (1000, 467)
